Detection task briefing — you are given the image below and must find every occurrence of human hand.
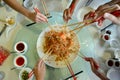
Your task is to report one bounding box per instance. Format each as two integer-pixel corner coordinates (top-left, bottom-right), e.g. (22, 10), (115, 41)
(63, 8), (72, 23)
(84, 57), (99, 72)
(84, 4), (119, 25)
(104, 5), (120, 25)
(27, 8), (48, 23)
(33, 59), (46, 80)
(84, 57), (110, 80)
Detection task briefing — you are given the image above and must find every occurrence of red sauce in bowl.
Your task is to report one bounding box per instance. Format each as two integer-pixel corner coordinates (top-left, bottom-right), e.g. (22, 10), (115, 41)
(16, 43), (25, 52)
(115, 61), (119, 67)
(104, 35), (110, 40)
(16, 57), (25, 66)
(107, 60), (113, 67)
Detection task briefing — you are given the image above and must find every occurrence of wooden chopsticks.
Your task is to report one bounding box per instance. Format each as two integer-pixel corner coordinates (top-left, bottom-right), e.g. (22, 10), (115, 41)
(64, 59), (77, 80)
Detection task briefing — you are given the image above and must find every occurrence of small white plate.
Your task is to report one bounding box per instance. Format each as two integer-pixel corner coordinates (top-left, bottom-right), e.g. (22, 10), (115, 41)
(107, 68), (120, 80)
(19, 67), (34, 80)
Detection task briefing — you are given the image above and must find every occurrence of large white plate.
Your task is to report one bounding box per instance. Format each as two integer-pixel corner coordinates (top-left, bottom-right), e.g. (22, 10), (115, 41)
(37, 25), (80, 68)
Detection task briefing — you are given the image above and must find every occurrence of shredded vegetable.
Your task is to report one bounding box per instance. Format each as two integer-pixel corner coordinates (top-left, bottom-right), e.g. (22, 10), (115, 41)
(43, 26), (80, 61)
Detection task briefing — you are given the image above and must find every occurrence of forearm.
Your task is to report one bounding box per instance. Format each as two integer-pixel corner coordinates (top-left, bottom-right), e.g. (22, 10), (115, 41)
(105, 0), (120, 6)
(3, 0), (30, 17)
(69, 0), (79, 13)
(93, 70), (109, 80)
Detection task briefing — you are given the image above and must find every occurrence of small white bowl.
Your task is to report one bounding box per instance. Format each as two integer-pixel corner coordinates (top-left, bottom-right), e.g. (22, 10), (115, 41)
(14, 41), (28, 54)
(106, 59), (114, 68)
(106, 58), (120, 68)
(107, 68), (120, 80)
(101, 33), (110, 41)
(19, 67), (34, 80)
(13, 55), (27, 69)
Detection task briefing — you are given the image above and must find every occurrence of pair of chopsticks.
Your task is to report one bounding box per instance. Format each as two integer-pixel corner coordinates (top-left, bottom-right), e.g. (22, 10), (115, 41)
(63, 57), (77, 80)
(40, 0), (52, 18)
(60, 54), (76, 80)
(69, 19), (95, 32)
(77, 52), (86, 59)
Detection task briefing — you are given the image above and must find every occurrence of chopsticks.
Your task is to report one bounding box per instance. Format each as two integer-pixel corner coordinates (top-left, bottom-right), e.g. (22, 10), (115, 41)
(64, 70), (83, 80)
(40, 0), (52, 18)
(69, 19), (94, 32)
(40, 0), (48, 16)
(66, 60), (77, 80)
(28, 70), (34, 78)
(63, 58), (77, 80)
(26, 22), (36, 27)
(77, 52), (86, 59)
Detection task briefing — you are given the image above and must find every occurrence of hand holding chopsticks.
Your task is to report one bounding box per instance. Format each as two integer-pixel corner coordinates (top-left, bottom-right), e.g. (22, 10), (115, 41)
(29, 59), (46, 80)
(84, 57), (109, 80)
(28, 48), (52, 79)
(34, 7), (48, 23)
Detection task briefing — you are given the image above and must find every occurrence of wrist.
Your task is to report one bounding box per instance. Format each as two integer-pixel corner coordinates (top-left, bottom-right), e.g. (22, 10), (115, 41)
(24, 10), (31, 18)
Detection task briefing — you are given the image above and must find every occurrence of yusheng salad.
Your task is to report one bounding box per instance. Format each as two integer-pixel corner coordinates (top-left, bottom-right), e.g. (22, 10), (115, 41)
(43, 25), (80, 61)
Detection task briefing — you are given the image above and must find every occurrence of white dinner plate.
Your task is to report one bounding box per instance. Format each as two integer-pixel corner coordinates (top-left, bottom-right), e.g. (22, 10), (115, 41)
(37, 25), (80, 68)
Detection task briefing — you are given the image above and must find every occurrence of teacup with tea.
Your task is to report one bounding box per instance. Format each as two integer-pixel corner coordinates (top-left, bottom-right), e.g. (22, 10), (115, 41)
(14, 41), (28, 54)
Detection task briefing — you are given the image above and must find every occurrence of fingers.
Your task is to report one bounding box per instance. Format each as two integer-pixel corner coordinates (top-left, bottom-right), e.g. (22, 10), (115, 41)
(34, 8), (48, 23)
(83, 11), (95, 20)
(63, 9), (69, 22)
(37, 59), (43, 68)
(84, 57), (99, 70)
(40, 59), (45, 68)
(104, 13), (120, 25)
(63, 8), (72, 23)
(36, 13), (48, 22)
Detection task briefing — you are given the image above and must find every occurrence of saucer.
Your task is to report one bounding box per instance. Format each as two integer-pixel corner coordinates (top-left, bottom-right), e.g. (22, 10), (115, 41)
(107, 68), (120, 80)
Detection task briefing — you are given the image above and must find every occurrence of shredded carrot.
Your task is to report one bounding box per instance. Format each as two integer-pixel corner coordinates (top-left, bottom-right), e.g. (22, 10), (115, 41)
(43, 26), (80, 61)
